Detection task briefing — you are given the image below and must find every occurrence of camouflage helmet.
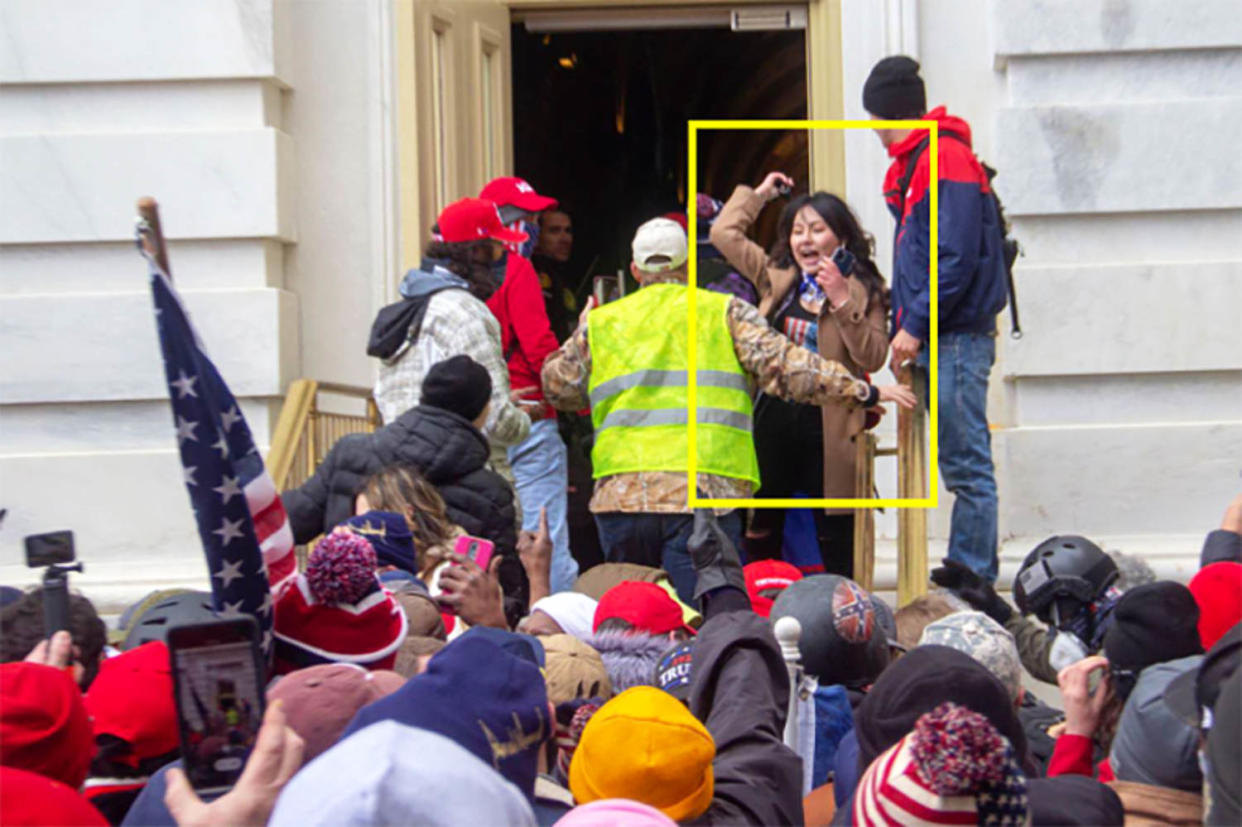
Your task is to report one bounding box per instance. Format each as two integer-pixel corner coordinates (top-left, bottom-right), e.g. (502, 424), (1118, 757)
(918, 610), (1022, 702)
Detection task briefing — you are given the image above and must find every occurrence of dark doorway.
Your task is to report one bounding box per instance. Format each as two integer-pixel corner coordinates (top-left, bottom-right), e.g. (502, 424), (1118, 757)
(512, 24), (808, 299)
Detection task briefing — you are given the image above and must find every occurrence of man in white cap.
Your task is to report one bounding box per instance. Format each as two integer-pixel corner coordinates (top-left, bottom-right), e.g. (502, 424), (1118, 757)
(542, 218), (915, 604)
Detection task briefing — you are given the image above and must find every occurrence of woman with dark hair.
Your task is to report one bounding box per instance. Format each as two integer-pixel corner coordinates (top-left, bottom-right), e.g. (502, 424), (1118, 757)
(370, 197), (531, 460)
(710, 172), (890, 575)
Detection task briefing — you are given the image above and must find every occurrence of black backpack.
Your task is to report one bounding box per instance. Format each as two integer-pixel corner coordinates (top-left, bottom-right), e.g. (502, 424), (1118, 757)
(895, 134), (1023, 338)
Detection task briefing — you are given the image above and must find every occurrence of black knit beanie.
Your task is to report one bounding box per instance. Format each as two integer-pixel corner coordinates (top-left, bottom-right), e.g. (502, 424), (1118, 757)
(420, 354), (492, 421)
(862, 55), (926, 118)
(1104, 581), (1203, 682)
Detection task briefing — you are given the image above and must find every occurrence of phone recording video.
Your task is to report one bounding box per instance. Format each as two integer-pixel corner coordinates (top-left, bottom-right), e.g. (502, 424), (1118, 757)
(168, 617), (266, 794)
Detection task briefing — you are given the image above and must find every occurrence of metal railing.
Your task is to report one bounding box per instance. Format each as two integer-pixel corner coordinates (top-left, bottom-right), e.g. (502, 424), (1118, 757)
(268, 381), (381, 566)
(852, 366), (928, 605)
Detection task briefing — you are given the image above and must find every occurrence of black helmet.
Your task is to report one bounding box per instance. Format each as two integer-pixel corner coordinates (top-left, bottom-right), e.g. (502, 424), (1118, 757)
(769, 574), (888, 686)
(1013, 536), (1118, 625)
(122, 589), (218, 650)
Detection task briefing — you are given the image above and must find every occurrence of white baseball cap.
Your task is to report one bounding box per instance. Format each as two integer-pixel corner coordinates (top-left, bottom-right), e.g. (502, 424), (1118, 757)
(631, 217), (688, 273)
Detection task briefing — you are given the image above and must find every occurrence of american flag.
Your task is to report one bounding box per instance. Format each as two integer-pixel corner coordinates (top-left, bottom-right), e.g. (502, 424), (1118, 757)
(146, 255), (296, 656)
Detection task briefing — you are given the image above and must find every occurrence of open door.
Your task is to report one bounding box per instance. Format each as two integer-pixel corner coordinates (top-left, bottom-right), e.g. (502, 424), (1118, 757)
(395, 0), (514, 271)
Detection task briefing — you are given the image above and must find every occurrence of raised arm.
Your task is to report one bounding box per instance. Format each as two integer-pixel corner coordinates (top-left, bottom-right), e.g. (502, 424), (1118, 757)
(709, 174), (791, 298)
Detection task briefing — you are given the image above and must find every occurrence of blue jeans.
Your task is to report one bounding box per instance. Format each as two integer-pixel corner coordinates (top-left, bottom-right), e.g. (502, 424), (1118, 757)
(916, 332), (999, 581)
(593, 511), (744, 606)
(508, 418), (578, 593)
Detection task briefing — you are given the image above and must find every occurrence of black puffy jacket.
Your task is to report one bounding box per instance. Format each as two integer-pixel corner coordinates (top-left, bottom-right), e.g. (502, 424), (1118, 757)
(283, 405), (517, 555)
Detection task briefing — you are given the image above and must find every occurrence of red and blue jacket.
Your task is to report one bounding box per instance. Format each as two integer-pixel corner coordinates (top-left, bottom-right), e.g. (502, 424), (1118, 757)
(884, 106), (1008, 341)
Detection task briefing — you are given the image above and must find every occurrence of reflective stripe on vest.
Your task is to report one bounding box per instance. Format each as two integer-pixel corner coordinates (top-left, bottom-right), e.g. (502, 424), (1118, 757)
(586, 283), (760, 484)
(589, 369), (750, 408)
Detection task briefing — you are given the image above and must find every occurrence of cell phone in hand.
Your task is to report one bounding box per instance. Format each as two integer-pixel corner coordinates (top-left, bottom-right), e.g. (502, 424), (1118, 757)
(592, 275), (619, 306)
(168, 617), (267, 795)
(831, 246), (856, 277)
(453, 535), (495, 571)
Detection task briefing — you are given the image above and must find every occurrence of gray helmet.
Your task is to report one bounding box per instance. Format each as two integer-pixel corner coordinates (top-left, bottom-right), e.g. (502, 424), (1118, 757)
(1014, 535), (1118, 626)
(122, 589), (218, 650)
(769, 574), (889, 687)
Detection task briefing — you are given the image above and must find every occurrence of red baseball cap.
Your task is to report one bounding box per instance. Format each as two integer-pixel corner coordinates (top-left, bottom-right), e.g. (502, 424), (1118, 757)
(1189, 562), (1242, 650)
(0, 663), (94, 790)
(594, 581), (695, 636)
(479, 176), (558, 213)
(83, 641), (178, 764)
(436, 197), (528, 245)
(744, 560), (804, 619)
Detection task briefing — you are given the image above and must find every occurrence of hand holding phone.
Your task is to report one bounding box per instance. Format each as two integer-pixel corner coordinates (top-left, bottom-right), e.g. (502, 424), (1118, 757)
(169, 618), (267, 795)
(164, 700), (304, 827)
(452, 535), (495, 571)
(437, 548), (507, 629)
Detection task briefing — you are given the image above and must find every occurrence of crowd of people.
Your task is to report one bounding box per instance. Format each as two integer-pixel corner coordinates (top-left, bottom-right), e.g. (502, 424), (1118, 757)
(1, 56), (1239, 826)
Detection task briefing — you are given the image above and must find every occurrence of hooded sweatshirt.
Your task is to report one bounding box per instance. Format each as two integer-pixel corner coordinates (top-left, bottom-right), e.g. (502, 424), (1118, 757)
(883, 106), (1008, 342)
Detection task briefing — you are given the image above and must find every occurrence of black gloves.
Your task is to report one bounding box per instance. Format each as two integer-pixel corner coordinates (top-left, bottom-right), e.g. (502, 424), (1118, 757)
(929, 558), (1013, 625)
(688, 509), (746, 602)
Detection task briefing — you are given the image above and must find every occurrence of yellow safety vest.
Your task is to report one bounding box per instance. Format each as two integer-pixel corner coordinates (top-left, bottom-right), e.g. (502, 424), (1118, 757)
(587, 283), (760, 484)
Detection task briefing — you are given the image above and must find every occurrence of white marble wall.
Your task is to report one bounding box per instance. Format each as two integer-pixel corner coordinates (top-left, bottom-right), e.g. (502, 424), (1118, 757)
(0, 0), (398, 609)
(844, 0), (1242, 574)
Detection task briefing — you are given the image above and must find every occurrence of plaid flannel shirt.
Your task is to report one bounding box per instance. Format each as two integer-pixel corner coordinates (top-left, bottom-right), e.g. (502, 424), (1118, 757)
(374, 288), (530, 448)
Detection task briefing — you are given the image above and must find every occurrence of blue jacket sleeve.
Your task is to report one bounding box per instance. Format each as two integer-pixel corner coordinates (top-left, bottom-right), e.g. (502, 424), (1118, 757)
(900, 179), (984, 342)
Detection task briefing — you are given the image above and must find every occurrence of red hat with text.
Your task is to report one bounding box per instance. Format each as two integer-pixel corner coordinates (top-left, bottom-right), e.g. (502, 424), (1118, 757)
(479, 177), (557, 222)
(744, 560), (804, 619)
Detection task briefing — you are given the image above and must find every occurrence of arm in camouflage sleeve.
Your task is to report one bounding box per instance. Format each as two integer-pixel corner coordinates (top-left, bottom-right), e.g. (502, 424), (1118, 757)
(541, 323), (591, 412)
(726, 297), (873, 408)
(1004, 613), (1059, 685)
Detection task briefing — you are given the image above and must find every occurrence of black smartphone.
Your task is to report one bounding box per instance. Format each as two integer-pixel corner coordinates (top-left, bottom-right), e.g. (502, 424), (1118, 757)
(168, 617), (267, 795)
(831, 246), (856, 278)
(25, 530), (75, 567)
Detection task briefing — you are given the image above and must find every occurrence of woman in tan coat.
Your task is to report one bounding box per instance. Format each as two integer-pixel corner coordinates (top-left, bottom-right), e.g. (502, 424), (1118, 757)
(710, 172), (889, 575)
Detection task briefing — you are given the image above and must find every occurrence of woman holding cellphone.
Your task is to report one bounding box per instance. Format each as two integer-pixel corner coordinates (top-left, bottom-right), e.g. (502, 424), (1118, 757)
(710, 172), (891, 576)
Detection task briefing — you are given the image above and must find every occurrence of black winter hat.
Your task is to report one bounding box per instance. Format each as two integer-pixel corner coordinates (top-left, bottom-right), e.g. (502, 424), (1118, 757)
(862, 55), (926, 118)
(854, 644), (1027, 771)
(420, 354), (492, 421)
(1104, 581), (1203, 689)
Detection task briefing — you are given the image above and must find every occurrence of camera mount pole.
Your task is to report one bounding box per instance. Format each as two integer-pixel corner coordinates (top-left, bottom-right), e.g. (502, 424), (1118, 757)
(41, 562), (84, 638)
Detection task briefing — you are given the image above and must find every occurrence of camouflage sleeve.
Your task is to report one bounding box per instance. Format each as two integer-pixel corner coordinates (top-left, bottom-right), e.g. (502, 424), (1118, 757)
(1004, 613), (1059, 685)
(541, 323), (591, 412)
(726, 298), (870, 408)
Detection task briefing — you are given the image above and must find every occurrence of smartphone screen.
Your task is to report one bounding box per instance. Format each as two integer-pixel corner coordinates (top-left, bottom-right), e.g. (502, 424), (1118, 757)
(168, 618), (266, 794)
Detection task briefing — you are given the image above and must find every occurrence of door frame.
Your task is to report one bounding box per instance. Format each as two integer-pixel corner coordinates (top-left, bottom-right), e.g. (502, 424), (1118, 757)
(392, 0), (844, 270)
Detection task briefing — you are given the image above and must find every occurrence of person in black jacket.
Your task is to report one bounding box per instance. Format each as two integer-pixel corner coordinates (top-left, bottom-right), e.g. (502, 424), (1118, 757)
(282, 356), (528, 625)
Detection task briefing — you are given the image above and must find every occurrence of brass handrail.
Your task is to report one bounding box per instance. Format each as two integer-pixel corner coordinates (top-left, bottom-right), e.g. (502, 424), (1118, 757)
(267, 380), (381, 492)
(851, 365), (929, 605)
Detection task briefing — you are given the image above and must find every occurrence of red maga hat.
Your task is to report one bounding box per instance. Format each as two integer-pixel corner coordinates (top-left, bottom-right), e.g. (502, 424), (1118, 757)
(479, 176), (558, 213)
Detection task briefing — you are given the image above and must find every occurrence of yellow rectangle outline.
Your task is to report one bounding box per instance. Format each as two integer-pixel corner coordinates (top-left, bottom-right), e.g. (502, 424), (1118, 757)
(686, 119), (939, 509)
